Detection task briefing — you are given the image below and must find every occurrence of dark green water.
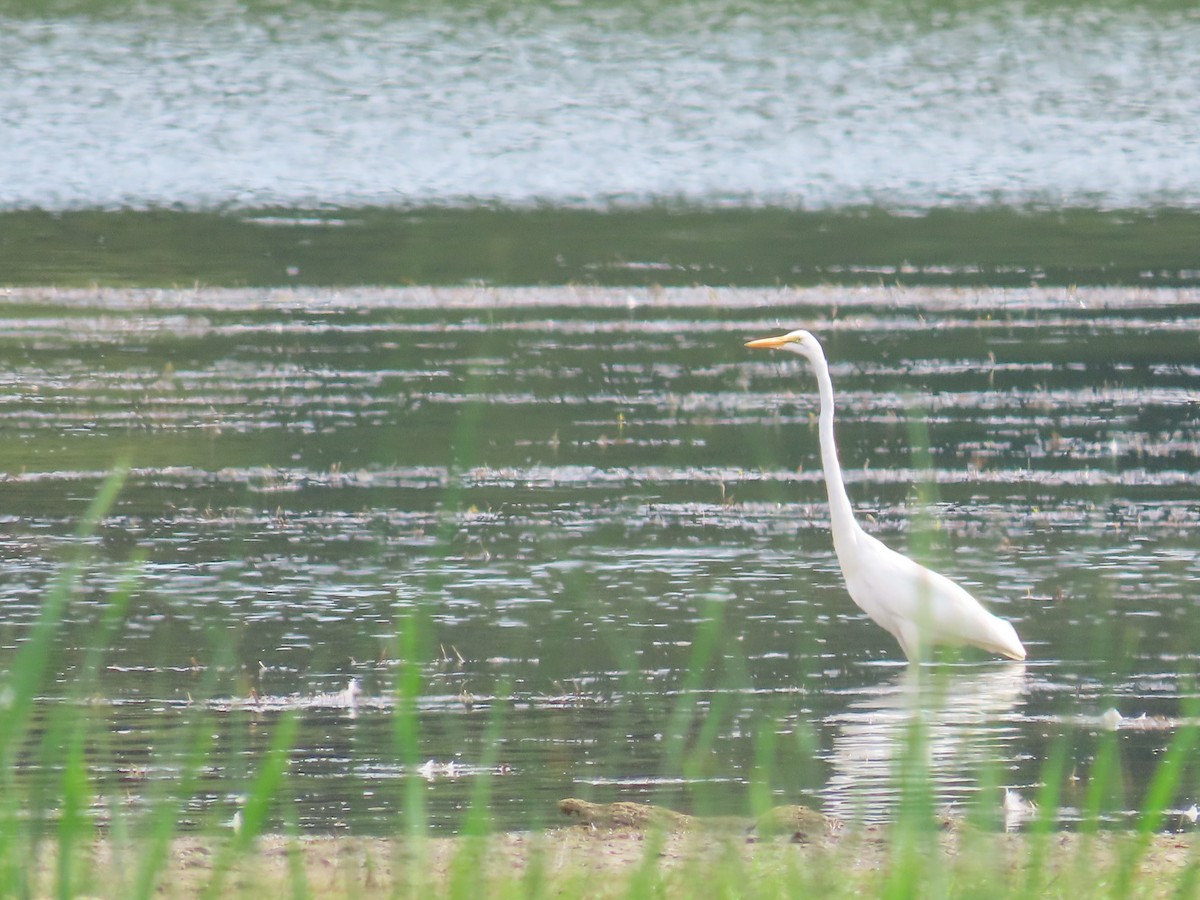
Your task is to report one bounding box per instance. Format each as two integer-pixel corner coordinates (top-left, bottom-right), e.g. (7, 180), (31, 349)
(1, 285), (1197, 832)
(3, 207), (1200, 288)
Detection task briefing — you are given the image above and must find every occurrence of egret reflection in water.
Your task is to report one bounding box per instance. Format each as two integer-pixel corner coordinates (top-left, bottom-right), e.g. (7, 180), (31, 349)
(822, 665), (1028, 826)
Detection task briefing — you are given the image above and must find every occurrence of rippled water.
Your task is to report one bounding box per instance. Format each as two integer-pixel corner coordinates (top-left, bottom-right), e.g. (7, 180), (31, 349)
(2, 1), (1199, 210)
(2, 285), (1199, 833)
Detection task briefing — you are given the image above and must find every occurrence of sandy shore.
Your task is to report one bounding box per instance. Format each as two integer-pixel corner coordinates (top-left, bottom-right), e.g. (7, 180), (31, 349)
(35, 824), (1196, 898)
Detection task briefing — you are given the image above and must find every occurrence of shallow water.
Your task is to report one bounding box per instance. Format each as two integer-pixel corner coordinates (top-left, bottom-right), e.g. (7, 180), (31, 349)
(1, 285), (1199, 833)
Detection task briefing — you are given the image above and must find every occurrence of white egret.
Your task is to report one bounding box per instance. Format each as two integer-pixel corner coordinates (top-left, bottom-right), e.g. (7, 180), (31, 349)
(745, 330), (1026, 662)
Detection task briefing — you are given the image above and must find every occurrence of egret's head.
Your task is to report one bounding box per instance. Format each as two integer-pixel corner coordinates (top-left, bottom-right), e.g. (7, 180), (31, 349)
(744, 329), (823, 363)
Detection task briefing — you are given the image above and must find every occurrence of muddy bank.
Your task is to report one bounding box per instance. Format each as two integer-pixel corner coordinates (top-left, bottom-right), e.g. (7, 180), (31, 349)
(34, 824), (1199, 898)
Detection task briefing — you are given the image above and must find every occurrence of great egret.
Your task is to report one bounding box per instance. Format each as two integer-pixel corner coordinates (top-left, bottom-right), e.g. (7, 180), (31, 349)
(745, 329), (1026, 662)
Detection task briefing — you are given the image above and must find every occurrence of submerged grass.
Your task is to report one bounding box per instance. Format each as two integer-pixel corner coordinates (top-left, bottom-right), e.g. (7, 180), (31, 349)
(1, 474), (1199, 898)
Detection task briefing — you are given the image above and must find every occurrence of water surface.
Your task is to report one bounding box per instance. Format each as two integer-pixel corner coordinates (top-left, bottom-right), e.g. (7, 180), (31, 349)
(2, 1), (1199, 210)
(1, 285), (1198, 832)
(3, 0), (1200, 290)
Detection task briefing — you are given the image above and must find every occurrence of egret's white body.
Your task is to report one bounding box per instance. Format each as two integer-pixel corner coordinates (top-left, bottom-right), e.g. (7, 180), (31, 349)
(746, 329), (1026, 662)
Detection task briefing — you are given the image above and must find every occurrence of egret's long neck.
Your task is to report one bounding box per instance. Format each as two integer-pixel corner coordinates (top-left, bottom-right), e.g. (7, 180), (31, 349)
(810, 352), (860, 550)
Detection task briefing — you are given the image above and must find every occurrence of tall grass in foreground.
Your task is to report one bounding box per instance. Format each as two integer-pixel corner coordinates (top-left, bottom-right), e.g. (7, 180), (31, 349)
(0, 469), (128, 896)
(1, 475), (1199, 898)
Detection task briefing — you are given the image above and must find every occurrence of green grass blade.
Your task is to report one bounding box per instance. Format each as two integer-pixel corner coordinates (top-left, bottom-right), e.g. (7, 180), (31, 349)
(202, 711), (299, 900)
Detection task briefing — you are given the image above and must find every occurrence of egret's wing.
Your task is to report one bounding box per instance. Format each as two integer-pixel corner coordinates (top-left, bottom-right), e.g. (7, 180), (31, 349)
(843, 532), (1025, 660)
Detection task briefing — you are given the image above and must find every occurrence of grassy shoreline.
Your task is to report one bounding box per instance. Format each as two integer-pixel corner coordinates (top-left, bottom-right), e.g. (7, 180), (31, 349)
(19, 825), (1197, 898)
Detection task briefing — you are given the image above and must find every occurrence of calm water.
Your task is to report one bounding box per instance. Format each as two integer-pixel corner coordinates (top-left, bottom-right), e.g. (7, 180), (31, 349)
(1, 285), (1198, 833)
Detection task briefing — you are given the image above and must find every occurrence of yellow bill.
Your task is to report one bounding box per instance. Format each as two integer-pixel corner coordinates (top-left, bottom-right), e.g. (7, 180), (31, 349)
(744, 333), (797, 349)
